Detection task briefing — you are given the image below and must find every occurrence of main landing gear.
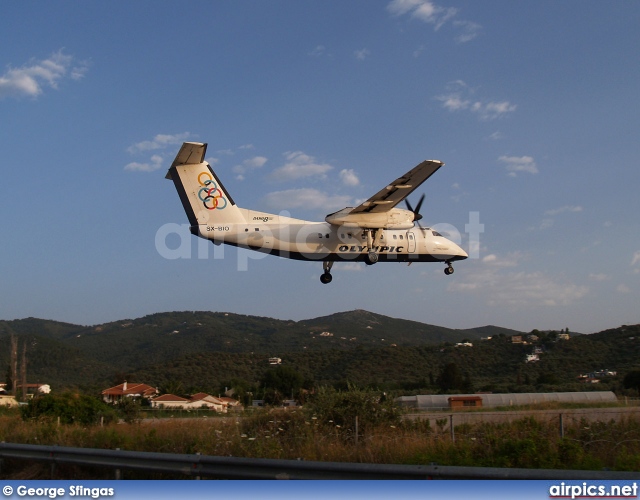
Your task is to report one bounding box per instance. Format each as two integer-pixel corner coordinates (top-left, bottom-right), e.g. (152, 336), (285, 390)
(444, 261), (455, 275)
(320, 261), (333, 284)
(363, 228), (382, 266)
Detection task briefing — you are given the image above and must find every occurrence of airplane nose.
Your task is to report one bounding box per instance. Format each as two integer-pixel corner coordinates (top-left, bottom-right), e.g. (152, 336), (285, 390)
(454, 244), (468, 260)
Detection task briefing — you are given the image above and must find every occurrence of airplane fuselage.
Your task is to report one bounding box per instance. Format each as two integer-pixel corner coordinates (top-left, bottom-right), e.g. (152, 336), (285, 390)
(193, 209), (466, 264)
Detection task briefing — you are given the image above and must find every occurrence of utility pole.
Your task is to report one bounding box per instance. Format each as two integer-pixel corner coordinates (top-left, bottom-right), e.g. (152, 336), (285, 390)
(21, 342), (27, 402)
(10, 334), (18, 397)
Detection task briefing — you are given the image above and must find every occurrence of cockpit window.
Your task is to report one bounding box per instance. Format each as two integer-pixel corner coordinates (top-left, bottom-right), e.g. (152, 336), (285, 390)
(432, 231), (443, 237)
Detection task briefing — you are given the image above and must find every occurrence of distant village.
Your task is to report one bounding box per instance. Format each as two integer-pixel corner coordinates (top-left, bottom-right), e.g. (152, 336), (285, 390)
(0, 327), (624, 410)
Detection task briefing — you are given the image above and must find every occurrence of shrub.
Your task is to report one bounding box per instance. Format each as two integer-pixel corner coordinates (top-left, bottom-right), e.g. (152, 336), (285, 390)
(305, 385), (401, 432)
(20, 393), (116, 425)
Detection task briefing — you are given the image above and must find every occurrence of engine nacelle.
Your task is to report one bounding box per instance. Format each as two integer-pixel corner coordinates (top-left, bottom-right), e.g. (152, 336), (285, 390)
(325, 207), (416, 229)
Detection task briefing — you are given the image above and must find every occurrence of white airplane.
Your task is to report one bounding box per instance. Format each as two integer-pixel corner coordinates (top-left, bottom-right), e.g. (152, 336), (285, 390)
(166, 142), (467, 283)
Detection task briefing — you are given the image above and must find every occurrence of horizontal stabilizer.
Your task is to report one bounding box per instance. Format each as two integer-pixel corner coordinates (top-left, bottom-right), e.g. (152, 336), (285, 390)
(165, 142), (208, 179)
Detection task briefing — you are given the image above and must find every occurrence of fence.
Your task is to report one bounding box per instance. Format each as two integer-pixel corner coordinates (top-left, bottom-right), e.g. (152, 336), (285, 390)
(0, 443), (637, 480)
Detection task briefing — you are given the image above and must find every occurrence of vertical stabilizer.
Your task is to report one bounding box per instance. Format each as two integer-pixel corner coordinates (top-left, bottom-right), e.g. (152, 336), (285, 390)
(166, 142), (246, 230)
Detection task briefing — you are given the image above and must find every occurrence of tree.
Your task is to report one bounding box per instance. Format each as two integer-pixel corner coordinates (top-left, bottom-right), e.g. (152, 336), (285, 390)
(623, 369), (640, 397)
(261, 365), (304, 401)
(436, 362), (464, 393)
(537, 372), (559, 385)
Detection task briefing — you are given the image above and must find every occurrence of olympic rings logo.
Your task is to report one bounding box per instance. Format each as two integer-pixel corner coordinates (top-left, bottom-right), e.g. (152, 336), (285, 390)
(197, 171), (227, 210)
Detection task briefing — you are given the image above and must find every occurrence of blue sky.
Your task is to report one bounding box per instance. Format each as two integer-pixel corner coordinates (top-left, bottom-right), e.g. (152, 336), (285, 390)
(1, 1), (639, 333)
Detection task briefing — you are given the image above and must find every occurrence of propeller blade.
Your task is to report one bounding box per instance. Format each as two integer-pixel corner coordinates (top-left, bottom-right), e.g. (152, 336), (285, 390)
(414, 194), (425, 215)
(405, 199), (414, 213)
(405, 194), (425, 222)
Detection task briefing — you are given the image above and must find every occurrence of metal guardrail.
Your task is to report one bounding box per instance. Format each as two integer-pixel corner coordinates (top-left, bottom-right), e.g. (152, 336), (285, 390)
(0, 443), (638, 480)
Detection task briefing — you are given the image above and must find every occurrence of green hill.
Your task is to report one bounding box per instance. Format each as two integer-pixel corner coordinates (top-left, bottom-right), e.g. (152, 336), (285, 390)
(1, 312), (638, 396)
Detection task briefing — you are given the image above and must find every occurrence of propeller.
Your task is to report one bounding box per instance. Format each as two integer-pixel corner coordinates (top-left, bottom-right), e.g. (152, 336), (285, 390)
(405, 194), (425, 223)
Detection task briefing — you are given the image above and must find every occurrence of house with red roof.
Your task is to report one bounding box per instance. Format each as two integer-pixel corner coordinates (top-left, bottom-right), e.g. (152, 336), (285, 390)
(150, 392), (229, 412)
(150, 394), (190, 408)
(101, 381), (158, 403)
(189, 393), (227, 412)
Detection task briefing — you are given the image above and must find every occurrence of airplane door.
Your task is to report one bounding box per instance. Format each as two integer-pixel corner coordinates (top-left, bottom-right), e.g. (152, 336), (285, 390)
(407, 232), (416, 253)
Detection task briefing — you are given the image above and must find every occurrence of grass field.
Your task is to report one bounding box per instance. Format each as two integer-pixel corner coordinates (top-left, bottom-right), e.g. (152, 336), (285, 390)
(1, 404), (640, 478)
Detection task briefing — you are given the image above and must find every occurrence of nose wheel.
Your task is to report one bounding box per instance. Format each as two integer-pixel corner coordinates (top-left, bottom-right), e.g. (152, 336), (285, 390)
(444, 262), (454, 275)
(320, 261), (334, 284)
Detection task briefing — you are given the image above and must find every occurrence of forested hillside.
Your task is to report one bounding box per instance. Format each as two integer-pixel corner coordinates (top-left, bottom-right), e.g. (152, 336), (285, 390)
(1, 312), (638, 398)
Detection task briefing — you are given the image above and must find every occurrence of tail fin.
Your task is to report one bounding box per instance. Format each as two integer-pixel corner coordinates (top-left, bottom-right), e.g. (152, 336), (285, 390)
(166, 142), (246, 231)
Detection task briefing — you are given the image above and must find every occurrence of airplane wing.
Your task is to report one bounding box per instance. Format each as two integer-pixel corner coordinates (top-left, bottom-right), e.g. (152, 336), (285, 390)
(165, 142), (208, 179)
(350, 160), (444, 214)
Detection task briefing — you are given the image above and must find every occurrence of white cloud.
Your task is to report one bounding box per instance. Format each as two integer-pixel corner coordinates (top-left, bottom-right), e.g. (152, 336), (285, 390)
(475, 101), (517, 120)
(530, 206), (582, 231)
(308, 45), (327, 57)
(498, 155), (538, 176)
(124, 154), (164, 172)
(482, 252), (521, 267)
(0, 50), (89, 99)
(270, 152), (333, 181)
(439, 94), (470, 111)
(454, 20), (482, 43)
(263, 188), (350, 211)
(617, 284), (632, 294)
(354, 48), (371, 60)
(413, 45), (427, 58)
(233, 156), (268, 180)
(127, 133), (191, 154)
(545, 205), (583, 216)
(125, 132), (193, 172)
(436, 81), (516, 120)
(335, 262), (364, 272)
(388, 0), (458, 30)
(216, 149), (235, 156)
(340, 169), (360, 186)
(588, 273), (610, 282)
(534, 218), (554, 231)
(449, 255), (588, 307)
(631, 251), (640, 267)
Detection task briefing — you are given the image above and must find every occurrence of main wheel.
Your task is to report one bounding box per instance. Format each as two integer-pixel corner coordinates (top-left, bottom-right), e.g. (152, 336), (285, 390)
(320, 272), (333, 284)
(366, 251), (379, 265)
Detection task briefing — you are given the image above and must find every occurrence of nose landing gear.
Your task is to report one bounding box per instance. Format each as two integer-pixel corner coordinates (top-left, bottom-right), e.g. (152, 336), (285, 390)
(444, 262), (454, 275)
